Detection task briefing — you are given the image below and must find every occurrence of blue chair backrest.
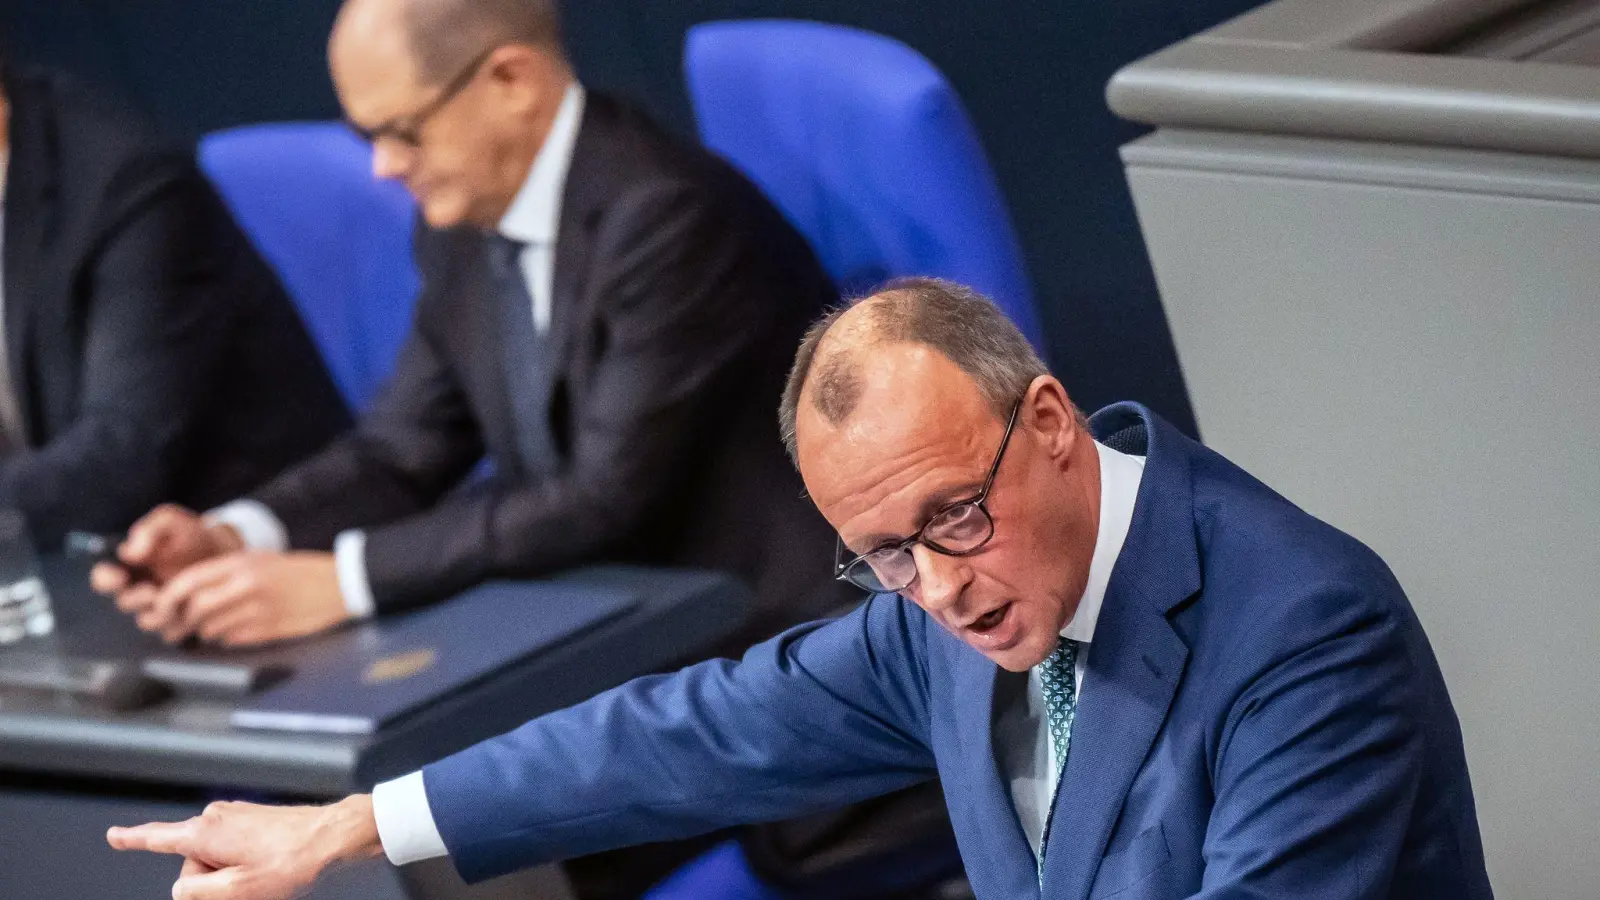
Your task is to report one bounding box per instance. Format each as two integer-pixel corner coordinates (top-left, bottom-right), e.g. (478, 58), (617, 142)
(198, 122), (421, 412)
(685, 19), (1045, 352)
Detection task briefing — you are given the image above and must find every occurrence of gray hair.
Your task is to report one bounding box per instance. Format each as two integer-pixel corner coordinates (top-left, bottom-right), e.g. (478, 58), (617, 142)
(401, 0), (564, 84)
(779, 277), (1060, 463)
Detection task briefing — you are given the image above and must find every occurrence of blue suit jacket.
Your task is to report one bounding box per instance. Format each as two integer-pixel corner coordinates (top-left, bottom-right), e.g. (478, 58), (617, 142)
(423, 403), (1493, 899)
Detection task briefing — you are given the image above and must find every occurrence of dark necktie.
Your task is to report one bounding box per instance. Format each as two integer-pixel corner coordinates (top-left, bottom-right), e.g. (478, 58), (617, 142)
(485, 235), (560, 478)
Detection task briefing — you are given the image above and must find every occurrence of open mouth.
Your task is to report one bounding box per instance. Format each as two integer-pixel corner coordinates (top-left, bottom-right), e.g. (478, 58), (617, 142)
(970, 603), (1010, 633)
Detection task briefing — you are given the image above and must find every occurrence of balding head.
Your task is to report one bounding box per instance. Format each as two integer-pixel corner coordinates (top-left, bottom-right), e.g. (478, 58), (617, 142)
(416, 0), (562, 84)
(334, 0), (562, 83)
(330, 0), (414, 91)
(780, 277), (1054, 463)
(329, 0), (573, 230)
(783, 278), (1100, 673)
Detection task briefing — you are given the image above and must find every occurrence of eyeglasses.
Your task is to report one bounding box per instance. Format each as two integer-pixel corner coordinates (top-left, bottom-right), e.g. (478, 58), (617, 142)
(834, 400), (1022, 593)
(346, 46), (495, 149)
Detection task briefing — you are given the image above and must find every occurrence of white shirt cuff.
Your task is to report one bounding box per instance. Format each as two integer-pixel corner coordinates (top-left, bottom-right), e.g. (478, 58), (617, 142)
(204, 500), (288, 552)
(371, 771), (449, 866)
(333, 529), (377, 619)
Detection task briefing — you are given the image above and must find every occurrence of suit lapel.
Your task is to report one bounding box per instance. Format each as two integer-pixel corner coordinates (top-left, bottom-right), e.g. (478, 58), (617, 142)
(1040, 580), (1188, 897)
(1, 156), (31, 443)
(1040, 404), (1201, 899)
(457, 96), (611, 473)
(543, 95), (612, 385)
(2, 67), (57, 444)
(951, 645), (1043, 898)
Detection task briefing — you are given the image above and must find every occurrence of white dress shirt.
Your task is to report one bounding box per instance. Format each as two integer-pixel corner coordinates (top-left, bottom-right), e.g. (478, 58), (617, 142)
(208, 84), (587, 618)
(995, 441), (1145, 860)
(367, 440), (1146, 867)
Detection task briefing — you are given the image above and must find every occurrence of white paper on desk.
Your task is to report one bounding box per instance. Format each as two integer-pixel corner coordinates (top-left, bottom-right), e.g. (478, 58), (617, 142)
(229, 710), (375, 735)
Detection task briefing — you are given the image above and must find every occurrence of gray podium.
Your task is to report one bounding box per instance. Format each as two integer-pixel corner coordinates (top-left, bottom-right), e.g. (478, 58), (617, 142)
(0, 562), (751, 900)
(1109, 2), (1600, 897)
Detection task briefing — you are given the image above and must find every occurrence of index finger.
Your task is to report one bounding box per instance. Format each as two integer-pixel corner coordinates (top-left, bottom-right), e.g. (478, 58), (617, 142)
(159, 555), (242, 613)
(106, 819), (197, 856)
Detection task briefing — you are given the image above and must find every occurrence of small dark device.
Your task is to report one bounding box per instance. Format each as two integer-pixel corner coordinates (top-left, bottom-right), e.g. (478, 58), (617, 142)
(63, 531), (154, 585)
(140, 657), (293, 697)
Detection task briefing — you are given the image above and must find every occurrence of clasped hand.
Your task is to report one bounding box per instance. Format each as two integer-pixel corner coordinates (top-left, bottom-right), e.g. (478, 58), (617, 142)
(90, 504), (352, 646)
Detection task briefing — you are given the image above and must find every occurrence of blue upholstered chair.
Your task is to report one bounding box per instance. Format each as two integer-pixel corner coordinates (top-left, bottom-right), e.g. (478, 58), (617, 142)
(198, 123), (420, 412)
(650, 20), (1015, 900)
(645, 842), (776, 900)
(685, 18), (1043, 353)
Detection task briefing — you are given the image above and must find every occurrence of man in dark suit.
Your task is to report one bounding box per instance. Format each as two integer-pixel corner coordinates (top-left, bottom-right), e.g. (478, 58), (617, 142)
(0, 61), (350, 550)
(97, 0), (844, 648)
(110, 279), (1492, 900)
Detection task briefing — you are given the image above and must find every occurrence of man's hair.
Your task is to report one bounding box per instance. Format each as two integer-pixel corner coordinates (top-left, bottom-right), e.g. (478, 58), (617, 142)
(779, 277), (1056, 463)
(401, 0), (563, 84)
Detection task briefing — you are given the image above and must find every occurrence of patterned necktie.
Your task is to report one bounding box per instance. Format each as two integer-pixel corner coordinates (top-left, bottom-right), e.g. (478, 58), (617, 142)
(1037, 638), (1080, 880)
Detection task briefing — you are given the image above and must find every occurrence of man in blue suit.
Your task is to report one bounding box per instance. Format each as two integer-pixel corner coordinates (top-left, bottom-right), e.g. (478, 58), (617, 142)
(108, 278), (1492, 899)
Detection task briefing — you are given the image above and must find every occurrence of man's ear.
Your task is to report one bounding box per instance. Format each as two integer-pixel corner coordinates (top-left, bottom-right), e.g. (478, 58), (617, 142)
(1023, 375), (1079, 465)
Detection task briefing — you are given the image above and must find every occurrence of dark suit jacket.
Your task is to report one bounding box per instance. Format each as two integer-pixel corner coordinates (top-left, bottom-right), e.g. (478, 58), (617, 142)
(0, 65), (350, 547)
(252, 91), (849, 631)
(418, 403), (1493, 900)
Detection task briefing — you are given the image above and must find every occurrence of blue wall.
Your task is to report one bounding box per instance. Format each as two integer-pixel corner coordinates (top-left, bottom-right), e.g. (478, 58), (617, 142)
(2, 0), (1267, 436)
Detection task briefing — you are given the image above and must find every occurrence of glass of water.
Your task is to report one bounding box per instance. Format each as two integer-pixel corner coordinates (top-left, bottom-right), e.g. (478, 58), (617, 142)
(0, 509), (53, 644)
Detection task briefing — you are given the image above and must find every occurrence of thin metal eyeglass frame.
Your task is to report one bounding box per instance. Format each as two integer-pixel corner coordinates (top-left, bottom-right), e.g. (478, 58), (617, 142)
(834, 399), (1023, 592)
(345, 46), (496, 149)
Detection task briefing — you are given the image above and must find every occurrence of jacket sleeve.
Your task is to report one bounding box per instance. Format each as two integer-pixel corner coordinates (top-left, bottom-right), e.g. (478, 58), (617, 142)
(0, 164), (230, 547)
(248, 315), (487, 551)
(360, 179), (783, 609)
(422, 594), (938, 884)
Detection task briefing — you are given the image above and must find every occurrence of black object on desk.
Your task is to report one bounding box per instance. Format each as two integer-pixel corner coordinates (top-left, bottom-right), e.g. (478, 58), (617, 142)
(140, 657), (293, 697)
(0, 557), (750, 900)
(0, 558), (751, 794)
(0, 651), (167, 711)
(62, 530), (153, 585)
(38, 542), (291, 695)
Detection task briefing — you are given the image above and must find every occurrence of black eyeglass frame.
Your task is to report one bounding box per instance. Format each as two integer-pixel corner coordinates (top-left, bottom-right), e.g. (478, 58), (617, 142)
(833, 400), (1023, 593)
(345, 46), (496, 149)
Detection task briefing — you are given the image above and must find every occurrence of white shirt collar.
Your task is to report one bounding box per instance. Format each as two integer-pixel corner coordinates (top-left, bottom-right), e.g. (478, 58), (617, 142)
(1059, 441), (1146, 646)
(496, 83), (585, 246)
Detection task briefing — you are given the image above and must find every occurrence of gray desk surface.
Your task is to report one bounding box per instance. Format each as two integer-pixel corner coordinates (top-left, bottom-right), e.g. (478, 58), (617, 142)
(0, 561), (750, 796)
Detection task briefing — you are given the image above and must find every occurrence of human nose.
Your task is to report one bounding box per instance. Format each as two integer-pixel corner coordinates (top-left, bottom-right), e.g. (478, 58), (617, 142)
(370, 139), (413, 182)
(908, 543), (971, 614)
